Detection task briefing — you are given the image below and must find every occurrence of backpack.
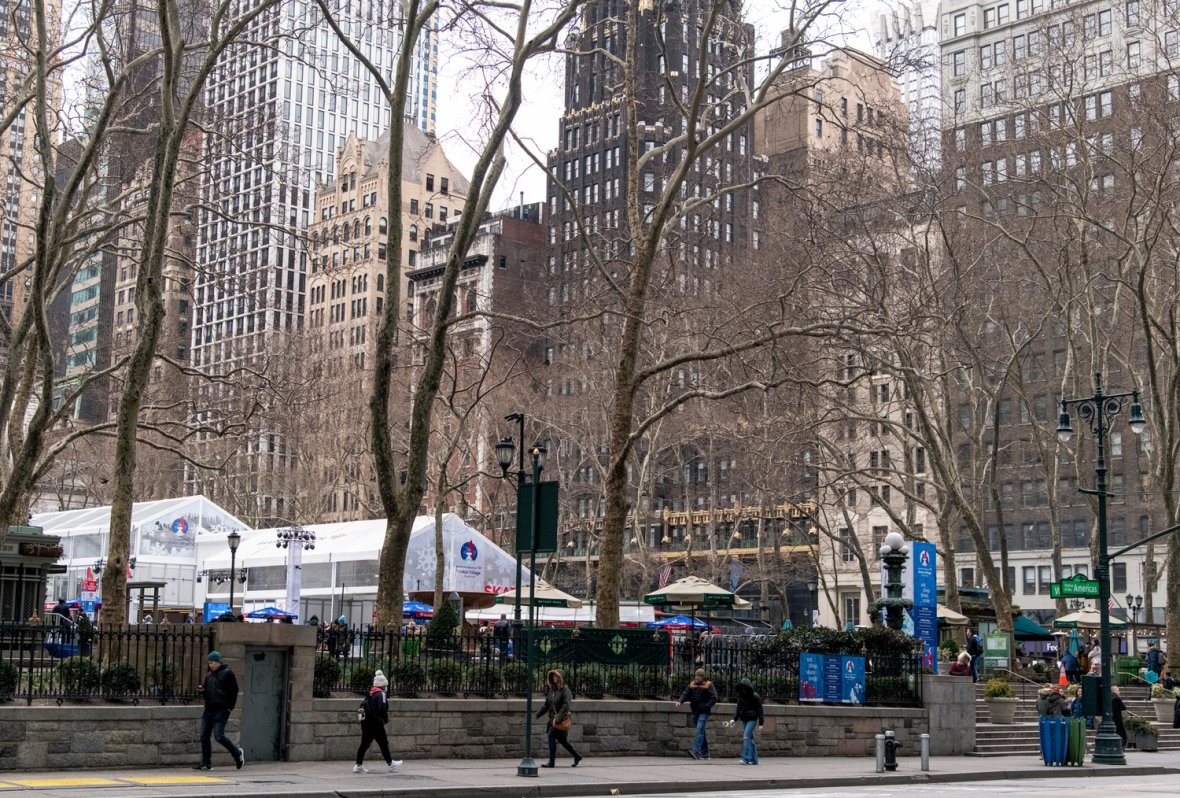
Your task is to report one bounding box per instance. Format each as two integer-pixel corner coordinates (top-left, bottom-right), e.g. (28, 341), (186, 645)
(966, 635), (983, 656)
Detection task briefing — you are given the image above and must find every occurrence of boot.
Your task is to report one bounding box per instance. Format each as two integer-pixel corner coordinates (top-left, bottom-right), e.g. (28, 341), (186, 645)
(541, 760), (555, 768)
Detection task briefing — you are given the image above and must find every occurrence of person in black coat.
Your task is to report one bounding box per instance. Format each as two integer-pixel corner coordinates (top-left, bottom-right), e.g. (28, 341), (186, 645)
(731, 678), (764, 765)
(194, 652), (244, 770)
(354, 671), (402, 773)
(1110, 686), (1127, 748)
(537, 669), (581, 768)
(675, 669), (718, 759)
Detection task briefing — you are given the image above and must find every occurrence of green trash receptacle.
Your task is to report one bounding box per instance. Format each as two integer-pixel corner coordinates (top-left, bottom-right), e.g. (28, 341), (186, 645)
(1081, 674), (1100, 717)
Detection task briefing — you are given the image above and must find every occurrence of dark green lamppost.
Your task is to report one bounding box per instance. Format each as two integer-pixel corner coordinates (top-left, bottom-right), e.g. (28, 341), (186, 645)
(876, 531), (911, 631)
(1057, 372), (1146, 766)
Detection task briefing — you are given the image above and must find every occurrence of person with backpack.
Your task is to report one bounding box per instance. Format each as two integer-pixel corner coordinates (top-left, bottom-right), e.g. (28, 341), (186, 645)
(965, 628), (984, 683)
(353, 671), (402, 774)
(493, 614), (511, 664)
(1060, 648), (1081, 684)
(675, 668), (719, 759)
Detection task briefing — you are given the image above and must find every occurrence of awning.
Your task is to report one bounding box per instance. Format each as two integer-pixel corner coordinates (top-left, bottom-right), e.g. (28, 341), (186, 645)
(1013, 614), (1054, 640)
(936, 604), (969, 626)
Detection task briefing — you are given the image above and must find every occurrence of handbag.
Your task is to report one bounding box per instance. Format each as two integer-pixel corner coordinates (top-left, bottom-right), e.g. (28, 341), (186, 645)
(552, 711), (573, 732)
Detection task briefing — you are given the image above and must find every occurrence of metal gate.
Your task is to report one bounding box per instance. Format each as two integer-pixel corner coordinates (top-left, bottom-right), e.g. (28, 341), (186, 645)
(240, 647), (288, 761)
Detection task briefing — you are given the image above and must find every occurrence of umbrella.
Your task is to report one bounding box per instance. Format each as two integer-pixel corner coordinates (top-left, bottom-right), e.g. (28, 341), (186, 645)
(402, 600), (434, 619)
(1013, 615), (1054, 640)
(1051, 607), (1126, 630)
(246, 606), (298, 620)
(936, 604), (969, 626)
(648, 615), (710, 630)
(494, 580), (584, 608)
(643, 575), (752, 609)
(1069, 628), (1081, 655)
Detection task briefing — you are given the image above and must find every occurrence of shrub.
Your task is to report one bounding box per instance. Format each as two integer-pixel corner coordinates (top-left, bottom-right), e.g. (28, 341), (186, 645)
(313, 656), (341, 697)
(101, 661), (141, 697)
(502, 662), (531, 695)
(0, 660), (18, 700)
(1151, 683), (1176, 700)
(637, 668), (667, 698)
(349, 664), (377, 694)
(938, 638), (961, 662)
(427, 659), (464, 694)
(391, 660), (426, 696)
(147, 662), (179, 697)
(1124, 714), (1159, 738)
(56, 657), (100, 696)
(608, 668), (639, 697)
(985, 678), (1014, 698)
(759, 676), (797, 704)
(576, 665), (605, 697)
(425, 601), (460, 649)
(467, 663), (500, 696)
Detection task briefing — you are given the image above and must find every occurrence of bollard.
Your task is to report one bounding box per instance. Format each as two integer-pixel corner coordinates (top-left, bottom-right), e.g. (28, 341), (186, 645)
(920, 733), (930, 771)
(875, 734), (885, 773)
(883, 730), (901, 772)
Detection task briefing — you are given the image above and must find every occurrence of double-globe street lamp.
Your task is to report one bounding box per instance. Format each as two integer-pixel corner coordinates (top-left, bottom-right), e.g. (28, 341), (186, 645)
(876, 532), (911, 632)
(1056, 372), (1146, 766)
(495, 427), (546, 778)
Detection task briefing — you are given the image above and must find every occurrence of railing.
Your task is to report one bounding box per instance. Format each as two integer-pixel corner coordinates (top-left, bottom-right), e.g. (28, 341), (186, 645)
(315, 627), (924, 707)
(0, 622), (213, 705)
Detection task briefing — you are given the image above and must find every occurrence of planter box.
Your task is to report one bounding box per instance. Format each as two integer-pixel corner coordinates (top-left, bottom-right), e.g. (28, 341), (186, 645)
(1152, 699), (1174, 724)
(985, 697), (1017, 724)
(1129, 731), (1159, 752)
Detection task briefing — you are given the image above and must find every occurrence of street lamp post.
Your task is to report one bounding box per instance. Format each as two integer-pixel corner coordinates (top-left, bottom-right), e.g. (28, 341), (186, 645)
(227, 531), (242, 614)
(497, 413), (528, 627)
(807, 579), (818, 626)
(1056, 372), (1147, 766)
(277, 526), (316, 620)
(876, 532), (911, 631)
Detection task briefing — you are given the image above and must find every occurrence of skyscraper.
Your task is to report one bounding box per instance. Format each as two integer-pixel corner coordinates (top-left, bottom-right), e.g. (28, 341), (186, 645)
(874, 0), (943, 171)
(189, 2), (439, 524)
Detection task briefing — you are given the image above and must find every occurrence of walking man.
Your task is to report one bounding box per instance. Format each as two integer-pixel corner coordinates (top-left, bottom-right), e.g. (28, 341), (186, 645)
(675, 669), (718, 760)
(493, 613), (511, 664)
(194, 651), (244, 771)
(965, 628), (983, 683)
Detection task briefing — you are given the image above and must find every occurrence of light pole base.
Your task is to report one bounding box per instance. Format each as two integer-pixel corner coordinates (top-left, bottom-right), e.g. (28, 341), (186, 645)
(1091, 722), (1127, 765)
(517, 756), (539, 777)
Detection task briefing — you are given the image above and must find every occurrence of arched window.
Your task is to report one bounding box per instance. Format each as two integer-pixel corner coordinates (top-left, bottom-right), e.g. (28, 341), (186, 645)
(353, 220), (360, 239)
(364, 216), (372, 236)
(409, 224), (418, 242)
(379, 217), (388, 234)
(377, 274), (384, 292)
(342, 223), (350, 242)
(332, 225), (339, 243)
(465, 290), (477, 314)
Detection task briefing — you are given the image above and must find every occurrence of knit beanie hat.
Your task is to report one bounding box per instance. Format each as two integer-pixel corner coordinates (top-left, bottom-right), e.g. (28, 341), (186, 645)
(373, 670), (389, 688)
(208, 651), (222, 662)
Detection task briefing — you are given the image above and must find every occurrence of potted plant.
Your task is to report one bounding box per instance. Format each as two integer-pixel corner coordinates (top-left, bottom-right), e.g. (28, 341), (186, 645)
(985, 678), (1017, 724)
(1150, 683), (1176, 723)
(1123, 714), (1159, 751)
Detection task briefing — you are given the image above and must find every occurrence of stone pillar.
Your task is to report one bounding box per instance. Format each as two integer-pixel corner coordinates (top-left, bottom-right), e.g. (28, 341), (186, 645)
(920, 674), (975, 755)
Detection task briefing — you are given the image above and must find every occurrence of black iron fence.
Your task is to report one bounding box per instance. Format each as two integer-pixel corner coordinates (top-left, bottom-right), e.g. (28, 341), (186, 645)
(0, 623), (213, 705)
(316, 627), (924, 707)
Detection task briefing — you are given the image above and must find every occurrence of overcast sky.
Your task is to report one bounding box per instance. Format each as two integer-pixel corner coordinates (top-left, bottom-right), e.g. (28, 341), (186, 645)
(433, 1), (881, 208)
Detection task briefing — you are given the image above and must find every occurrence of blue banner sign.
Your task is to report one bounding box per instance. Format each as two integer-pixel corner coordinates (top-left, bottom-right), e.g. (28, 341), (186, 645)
(203, 601), (230, 623)
(799, 653), (866, 705)
(911, 541), (938, 674)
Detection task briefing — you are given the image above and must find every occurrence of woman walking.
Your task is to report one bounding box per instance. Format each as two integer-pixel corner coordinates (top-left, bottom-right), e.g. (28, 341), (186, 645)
(732, 678), (764, 765)
(536, 669), (582, 768)
(354, 671), (402, 774)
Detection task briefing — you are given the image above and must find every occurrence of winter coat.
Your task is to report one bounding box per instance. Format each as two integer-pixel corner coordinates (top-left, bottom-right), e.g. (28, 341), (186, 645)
(1173, 695), (1180, 730)
(202, 665), (239, 713)
(1060, 651), (1079, 674)
(537, 670), (573, 722)
(361, 687), (389, 726)
(1045, 691), (1066, 716)
(678, 679), (719, 716)
(733, 679), (764, 725)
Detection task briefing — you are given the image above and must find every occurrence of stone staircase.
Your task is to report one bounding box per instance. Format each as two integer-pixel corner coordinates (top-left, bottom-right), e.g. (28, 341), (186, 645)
(970, 680), (1180, 756)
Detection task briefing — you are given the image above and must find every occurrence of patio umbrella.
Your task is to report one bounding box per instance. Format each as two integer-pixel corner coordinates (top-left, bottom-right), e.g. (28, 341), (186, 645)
(246, 606), (298, 620)
(402, 600), (434, 619)
(1052, 607), (1126, 629)
(936, 604), (969, 626)
(643, 575), (752, 610)
(1069, 628), (1081, 654)
(648, 615), (710, 630)
(494, 580), (584, 608)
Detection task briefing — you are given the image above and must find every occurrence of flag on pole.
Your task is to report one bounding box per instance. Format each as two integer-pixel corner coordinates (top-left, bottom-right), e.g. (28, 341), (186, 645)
(729, 559), (743, 591)
(658, 564), (672, 588)
(1108, 596), (1115, 610)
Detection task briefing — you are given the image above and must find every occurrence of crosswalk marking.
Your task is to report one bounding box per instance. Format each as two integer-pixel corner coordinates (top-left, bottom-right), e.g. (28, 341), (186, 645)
(121, 776), (230, 785)
(7, 778), (122, 788)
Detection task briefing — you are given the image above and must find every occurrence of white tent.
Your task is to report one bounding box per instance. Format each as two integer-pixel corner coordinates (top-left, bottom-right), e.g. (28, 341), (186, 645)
(200, 513), (529, 601)
(468, 601), (654, 627)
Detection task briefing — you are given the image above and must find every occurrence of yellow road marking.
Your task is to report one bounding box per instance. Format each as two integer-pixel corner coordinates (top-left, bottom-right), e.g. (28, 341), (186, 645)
(121, 776), (230, 785)
(9, 778), (122, 788)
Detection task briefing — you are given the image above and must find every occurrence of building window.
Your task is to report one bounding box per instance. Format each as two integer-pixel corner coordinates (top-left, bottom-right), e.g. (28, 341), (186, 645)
(954, 88), (966, 114)
(815, 118), (823, 138)
(425, 174), (434, 191)
(961, 567), (975, 588)
(843, 594), (861, 628)
(953, 50), (965, 76)
(1127, 0), (1140, 26)
(1023, 566), (1036, 595)
(954, 12), (966, 36)
(840, 528), (855, 563)
(1112, 562), (1127, 592)
(1038, 565), (1052, 594)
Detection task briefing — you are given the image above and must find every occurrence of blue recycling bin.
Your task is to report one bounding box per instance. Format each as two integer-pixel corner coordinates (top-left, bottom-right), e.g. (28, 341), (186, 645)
(1039, 716), (1069, 766)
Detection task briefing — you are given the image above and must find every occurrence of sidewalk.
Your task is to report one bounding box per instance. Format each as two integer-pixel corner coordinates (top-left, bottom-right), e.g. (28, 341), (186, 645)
(0, 753), (1176, 798)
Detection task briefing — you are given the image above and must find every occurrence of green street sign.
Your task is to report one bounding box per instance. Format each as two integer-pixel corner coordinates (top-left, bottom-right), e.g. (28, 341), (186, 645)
(1049, 573), (1100, 598)
(515, 481), (559, 554)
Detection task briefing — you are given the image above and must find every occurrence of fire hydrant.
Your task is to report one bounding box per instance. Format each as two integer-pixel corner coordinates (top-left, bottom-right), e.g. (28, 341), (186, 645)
(883, 730), (901, 771)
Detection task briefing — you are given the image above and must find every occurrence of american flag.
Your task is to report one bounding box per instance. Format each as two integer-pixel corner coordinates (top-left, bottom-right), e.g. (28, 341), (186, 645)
(1108, 596), (1115, 610)
(658, 564), (672, 588)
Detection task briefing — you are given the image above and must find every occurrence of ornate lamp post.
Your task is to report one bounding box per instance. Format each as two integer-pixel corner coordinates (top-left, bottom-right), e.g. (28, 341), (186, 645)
(496, 413), (528, 627)
(227, 531), (242, 614)
(276, 526), (316, 620)
(876, 532), (911, 631)
(1056, 372), (1146, 766)
(807, 579), (818, 626)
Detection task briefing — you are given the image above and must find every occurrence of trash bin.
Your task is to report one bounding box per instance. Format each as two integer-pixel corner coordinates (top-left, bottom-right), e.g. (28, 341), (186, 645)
(1039, 716), (1068, 765)
(1066, 716), (1087, 764)
(1081, 674), (1100, 719)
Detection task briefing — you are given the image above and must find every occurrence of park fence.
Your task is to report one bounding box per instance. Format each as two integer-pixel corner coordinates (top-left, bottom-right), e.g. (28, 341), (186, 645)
(0, 622), (213, 705)
(316, 626), (924, 707)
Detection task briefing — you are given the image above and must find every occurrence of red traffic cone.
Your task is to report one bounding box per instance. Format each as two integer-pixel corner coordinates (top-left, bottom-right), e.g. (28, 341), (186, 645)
(1059, 667), (1068, 686)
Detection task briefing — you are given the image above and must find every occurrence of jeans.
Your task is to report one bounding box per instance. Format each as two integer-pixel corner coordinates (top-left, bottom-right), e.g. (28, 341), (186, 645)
(692, 714), (710, 757)
(741, 720), (758, 764)
(547, 726), (579, 764)
(199, 709), (239, 766)
(356, 722), (393, 765)
(970, 655), (980, 683)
